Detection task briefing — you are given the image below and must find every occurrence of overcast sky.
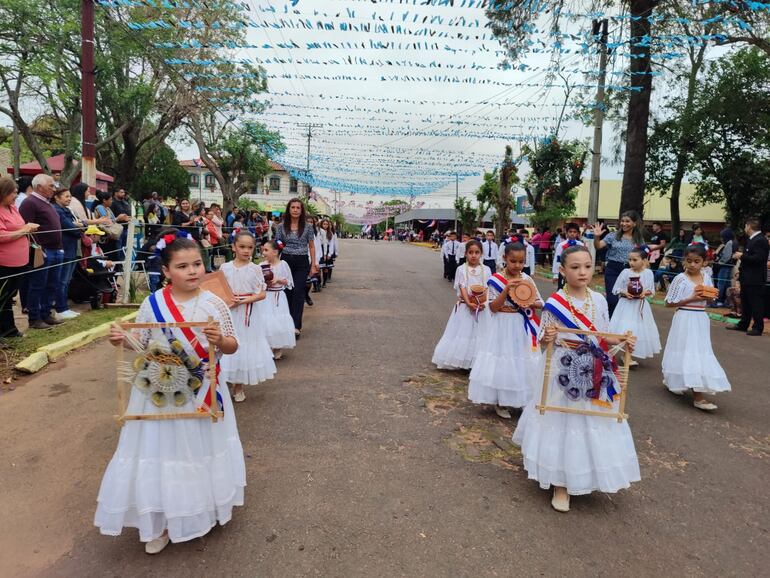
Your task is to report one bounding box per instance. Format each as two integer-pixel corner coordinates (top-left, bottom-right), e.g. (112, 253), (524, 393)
(170, 0), (650, 216)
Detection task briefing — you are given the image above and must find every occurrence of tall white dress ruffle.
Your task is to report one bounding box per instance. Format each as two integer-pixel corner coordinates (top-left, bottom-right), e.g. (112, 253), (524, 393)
(609, 268), (661, 359)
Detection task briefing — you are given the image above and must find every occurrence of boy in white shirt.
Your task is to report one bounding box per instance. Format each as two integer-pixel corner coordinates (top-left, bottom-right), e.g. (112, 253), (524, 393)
(481, 230), (499, 272)
(552, 222), (584, 288)
(441, 231), (460, 282)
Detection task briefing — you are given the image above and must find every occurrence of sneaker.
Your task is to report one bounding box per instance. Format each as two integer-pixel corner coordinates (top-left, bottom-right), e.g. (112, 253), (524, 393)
(56, 310), (79, 320)
(495, 405), (512, 419)
(43, 316), (65, 325)
(145, 534), (170, 555)
(29, 320), (52, 330)
(273, 349), (283, 360)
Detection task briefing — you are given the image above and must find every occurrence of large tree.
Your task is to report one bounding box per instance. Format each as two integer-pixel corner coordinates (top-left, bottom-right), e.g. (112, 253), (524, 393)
(131, 143), (190, 201)
(475, 169), (499, 227)
(189, 118), (284, 213)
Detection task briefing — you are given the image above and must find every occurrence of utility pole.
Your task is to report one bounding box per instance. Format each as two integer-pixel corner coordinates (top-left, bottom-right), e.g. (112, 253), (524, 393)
(454, 173), (459, 233)
(587, 18), (609, 227)
(81, 0), (97, 191)
(302, 123), (323, 195)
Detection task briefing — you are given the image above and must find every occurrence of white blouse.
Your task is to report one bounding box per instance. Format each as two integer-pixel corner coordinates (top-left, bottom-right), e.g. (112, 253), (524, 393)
(220, 261), (266, 294)
(454, 262), (492, 297)
(665, 271), (713, 307)
(612, 268), (655, 295)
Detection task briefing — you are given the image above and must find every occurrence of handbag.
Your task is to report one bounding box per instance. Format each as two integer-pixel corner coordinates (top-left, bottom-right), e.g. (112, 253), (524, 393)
(29, 234), (45, 268)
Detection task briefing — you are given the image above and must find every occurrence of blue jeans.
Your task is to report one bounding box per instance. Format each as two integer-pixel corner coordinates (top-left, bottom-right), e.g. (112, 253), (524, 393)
(715, 263), (733, 304)
(27, 250), (64, 321)
(55, 258), (78, 313)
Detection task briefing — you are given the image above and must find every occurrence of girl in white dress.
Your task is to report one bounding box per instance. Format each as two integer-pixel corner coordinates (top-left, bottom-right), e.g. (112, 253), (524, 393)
(609, 247), (661, 361)
(662, 243), (731, 411)
(432, 240), (492, 370)
(513, 245), (639, 513)
(259, 240), (296, 359)
(98, 235), (245, 554)
(469, 242), (543, 418)
(219, 231), (276, 402)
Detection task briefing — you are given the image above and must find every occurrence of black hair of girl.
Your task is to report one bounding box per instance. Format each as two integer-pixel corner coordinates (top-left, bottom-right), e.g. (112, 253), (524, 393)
(160, 237), (200, 268)
(465, 239), (483, 253)
(685, 243), (707, 259)
(95, 190), (112, 205)
(503, 241), (526, 257)
(70, 182), (88, 203)
(232, 229), (256, 244)
(629, 247), (650, 260)
(561, 244), (591, 266)
(263, 239), (281, 252)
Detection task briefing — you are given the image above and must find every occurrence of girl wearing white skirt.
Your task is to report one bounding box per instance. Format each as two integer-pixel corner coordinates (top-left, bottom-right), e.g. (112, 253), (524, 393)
(609, 247), (661, 361)
(432, 240), (491, 370)
(220, 231), (276, 402)
(260, 240), (296, 359)
(513, 245), (639, 513)
(98, 235), (245, 554)
(469, 242), (543, 419)
(662, 243), (731, 411)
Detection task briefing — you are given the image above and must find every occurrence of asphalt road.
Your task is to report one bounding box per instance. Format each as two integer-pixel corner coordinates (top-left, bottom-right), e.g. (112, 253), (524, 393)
(0, 239), (767, 577)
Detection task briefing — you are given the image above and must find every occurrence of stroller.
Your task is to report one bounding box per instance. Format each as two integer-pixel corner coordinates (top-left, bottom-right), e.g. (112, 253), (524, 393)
(68, 256), (118, 309)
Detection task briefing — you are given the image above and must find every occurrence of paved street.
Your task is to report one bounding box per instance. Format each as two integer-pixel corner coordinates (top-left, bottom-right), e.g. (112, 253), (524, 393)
(1, 239), (767, 577)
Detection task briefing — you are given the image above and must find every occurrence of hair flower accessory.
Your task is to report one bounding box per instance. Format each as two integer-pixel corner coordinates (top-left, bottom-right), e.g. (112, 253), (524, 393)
(155, 231), (193, 256)
(637, 243), (652, 256)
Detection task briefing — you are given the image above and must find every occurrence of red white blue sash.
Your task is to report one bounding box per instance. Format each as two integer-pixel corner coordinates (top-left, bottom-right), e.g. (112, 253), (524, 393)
(488, 273), (541, 351)
(148, 287), (223, 414)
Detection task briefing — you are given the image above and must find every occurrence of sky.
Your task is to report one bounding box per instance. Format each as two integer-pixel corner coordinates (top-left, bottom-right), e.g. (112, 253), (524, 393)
(171, 0), (635, 219)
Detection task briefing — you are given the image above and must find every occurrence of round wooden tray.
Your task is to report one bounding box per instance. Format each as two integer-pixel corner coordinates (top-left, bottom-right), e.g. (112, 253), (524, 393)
(509, 281), (537, 307)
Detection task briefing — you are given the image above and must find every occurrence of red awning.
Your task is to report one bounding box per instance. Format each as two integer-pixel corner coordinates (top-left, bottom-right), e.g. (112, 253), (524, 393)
(8, 154), (115, 190)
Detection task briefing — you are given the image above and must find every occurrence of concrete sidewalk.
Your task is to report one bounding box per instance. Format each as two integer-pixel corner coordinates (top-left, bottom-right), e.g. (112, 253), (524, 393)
(0, 239), (767, 577)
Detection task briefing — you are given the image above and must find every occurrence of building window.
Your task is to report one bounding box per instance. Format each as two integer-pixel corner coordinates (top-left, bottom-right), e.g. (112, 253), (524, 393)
(188, 173), (199, 187)
(269, 176), (281, 191)
(290, 178), (298, 193)
(205, 174), (215, 188)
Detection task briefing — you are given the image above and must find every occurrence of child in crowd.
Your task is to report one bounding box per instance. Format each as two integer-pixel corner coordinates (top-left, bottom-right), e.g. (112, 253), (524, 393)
(513, 245), (639, 512)
(469, 243), (543, 419)
(481, 230), (499, 272)
(441, 231), (460, 282)
(432, 240), (492, 370)
(662, 243), (731, 411)
(552, 222), (584, 289)
(219, 230), (276, 402)
(609, 246), (661, 363)
(98, 234), (244, 554)
(519, 228), (537, 276)
(457, 234), (470, 266)
(259, 240), (296, 360)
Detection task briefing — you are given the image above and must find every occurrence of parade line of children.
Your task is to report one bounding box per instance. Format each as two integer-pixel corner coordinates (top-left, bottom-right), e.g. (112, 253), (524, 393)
(96, 216), (339, 554)
(433, 226), (731, 513)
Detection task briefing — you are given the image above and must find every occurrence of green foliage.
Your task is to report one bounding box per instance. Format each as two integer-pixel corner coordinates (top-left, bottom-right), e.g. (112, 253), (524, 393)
(687, 49), (770, 227)
(495, 145), (519, 238)
(237, 198), (263, 212)
(454, 196), (477, 236)
(130, 144), (189, 201)
(331, 212), (347, 230)
(521, 137), (587, 228)
(475, 169), (498, 226)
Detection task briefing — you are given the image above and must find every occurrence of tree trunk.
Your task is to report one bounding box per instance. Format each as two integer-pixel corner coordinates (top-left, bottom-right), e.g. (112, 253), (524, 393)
(619, 0), (658, 218)
(115, 127), (140, 193)
(669, 162), (684, 234)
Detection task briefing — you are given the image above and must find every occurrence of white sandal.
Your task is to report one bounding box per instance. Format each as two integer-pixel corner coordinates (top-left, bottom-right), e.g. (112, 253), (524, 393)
(495, 405), (512, 419)
(693, 399), (718, 411)
(551, 488), (570, 513)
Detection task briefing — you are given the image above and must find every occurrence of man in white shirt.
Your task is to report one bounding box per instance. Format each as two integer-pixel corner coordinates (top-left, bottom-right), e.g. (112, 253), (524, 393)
(441, 231), (460, 282)
(552, 222), (584, 288)
(481, 230), (499, 272)
(457, 234), (469, 266)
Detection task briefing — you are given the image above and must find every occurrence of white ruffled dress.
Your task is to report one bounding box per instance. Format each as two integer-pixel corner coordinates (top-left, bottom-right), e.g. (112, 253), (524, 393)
(661, 272), (731, 394)
(431, 263), (492, 370)
(94, 290), (246, 543)
(468, 273), (543, 408)
(513, 290), (641, 495)
(609, 268), (661, 359)
(258, 260), (297, 350)
(219, 261), (277, 385)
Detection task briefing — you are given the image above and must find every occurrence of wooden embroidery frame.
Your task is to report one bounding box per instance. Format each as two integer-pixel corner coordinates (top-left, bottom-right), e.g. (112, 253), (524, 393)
(536, 327), (633, 423)
(115, 320), (223, 424)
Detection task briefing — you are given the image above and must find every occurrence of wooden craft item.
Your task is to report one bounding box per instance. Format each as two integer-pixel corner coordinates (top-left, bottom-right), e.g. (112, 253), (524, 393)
(200, 270), (235, 304)
(115, 319), (223, 425)
(469, 284), (486, 296)
(536, 327), (633, 422)
(695, 284), (719, 299)
(509, 280), (537, 308)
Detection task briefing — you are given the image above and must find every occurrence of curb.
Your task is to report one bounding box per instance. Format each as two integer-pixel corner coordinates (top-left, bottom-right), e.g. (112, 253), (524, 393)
(532, 271), (739, 325)
(15, 311), (140, 374)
